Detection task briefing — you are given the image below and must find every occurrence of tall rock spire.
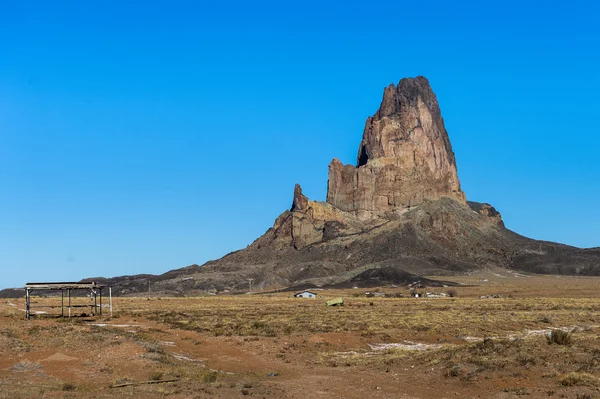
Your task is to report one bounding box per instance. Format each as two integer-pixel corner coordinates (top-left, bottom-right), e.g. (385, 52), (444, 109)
(327, 76), (465, 218)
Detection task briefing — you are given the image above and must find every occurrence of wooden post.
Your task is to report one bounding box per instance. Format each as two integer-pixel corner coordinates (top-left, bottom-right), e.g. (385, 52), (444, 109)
(68, 289), (71, 318)
(61, 290), (64, 317)
(25, 288), (30, 320)
(99, 287), (102, 316)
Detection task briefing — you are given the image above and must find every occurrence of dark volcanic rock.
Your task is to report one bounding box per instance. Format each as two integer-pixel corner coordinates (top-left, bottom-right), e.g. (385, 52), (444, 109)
(346, 268), (456, 288)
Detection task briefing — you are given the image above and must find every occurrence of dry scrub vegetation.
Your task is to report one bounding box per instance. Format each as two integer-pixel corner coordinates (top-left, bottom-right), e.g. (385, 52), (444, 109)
(2, 275), (600, 398)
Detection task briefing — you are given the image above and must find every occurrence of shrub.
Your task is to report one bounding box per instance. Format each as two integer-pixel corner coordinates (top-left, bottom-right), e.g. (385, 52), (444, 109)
(446, 289), (457, 298)
(203, 370), (219, 383)
(61, 382), (76, 391)
(282, 324), (294, 335)
(447, 365), (461, 377)
(546, 329), (573, 345)
(150, 371), (163, 381)
(560, 372), (600, 387)
(144, 342), (166, 354)
(27, 326), (42, 336)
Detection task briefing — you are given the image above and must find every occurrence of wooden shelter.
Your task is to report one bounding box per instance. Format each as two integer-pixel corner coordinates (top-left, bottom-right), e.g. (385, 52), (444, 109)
(24, 282), (112, 320)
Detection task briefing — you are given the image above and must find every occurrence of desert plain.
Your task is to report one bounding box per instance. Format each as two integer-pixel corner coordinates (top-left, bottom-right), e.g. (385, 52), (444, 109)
(2, 269), (600, 399)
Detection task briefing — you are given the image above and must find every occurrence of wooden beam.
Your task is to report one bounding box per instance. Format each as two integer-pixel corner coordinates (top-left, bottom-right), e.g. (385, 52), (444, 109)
(109, 379), (179, 388)
(25, 282), (104, 290)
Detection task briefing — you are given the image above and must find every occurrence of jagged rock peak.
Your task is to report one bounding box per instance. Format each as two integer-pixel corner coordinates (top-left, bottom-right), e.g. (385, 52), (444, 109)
(327, 76), (466, 218)
(291, 183), (308, 212)
(357, 76), (454, 166)
(374, 76), (437, 120)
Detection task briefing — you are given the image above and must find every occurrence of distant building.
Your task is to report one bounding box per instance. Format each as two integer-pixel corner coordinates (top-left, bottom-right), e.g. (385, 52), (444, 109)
(424, 292), (448, 298)
(365, 291), (386, 298)
(294, 290), (317, 298)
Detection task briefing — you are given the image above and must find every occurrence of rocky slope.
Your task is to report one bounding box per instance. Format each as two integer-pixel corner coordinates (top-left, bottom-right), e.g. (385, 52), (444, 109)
(2, 76), (598, 297)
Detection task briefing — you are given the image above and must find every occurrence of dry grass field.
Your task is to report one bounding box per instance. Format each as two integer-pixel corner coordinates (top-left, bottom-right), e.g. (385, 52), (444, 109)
(2, 271), (600, 398)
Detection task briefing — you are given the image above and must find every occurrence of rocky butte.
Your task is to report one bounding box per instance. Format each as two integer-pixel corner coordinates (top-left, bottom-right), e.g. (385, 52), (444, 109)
(165, 75), (598, 293)
(328, 76), (465, 217)
(259, 76), (472, 250)
(5, 76), (598, 297)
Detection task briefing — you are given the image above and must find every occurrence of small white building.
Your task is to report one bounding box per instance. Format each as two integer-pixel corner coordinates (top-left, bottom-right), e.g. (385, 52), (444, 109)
(293, 290), (317, 298)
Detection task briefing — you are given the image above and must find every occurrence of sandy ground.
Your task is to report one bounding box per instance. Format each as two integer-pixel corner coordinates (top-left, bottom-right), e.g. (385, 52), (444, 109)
(2, 272), (600, 398)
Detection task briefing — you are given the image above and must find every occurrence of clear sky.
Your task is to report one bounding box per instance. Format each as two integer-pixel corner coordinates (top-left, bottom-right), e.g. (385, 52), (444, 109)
(1, 1), (599, 289)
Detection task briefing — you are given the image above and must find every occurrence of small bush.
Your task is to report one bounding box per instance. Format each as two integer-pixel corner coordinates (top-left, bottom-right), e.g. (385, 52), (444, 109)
(27, 326), (42, 336)
(282, 324), (294, 334)
(516, 354), (537, 366)
(150, 371), (163, 381)
(61, 382), (76, 391)
(251, 321), (266, 330)
(1, 328), (17, 338)
(144, 342), (166, 353)
(447, 365), (461, 377)
(446, 289), (457, 298)
(203, 370), (219, 383)
(546, 329), (573, 345)
(559, 372), (600, 387)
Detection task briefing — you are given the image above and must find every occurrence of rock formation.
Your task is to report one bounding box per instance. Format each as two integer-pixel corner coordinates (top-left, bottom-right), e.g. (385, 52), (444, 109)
(258, 76), (471, 249)
(327, 76), (465, 219)
(12, 76), (597, 297)
(128, 77), (600, 293)
(254, 183), (384, 250)
(467, 201), (505, 227)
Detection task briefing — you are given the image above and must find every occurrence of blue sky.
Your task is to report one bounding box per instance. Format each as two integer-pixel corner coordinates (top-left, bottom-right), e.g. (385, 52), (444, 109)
(1, 1), (599, 289)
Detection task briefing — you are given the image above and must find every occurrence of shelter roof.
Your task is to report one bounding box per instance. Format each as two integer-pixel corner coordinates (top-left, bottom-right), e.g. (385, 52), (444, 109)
(25, 282), (105, 290)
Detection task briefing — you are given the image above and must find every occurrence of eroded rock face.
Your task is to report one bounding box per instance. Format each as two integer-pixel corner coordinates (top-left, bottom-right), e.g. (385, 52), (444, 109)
(291, 183), (309, 212)
(259, 77), (475, 250)
(467, 201), (505, 227)
(254, 184), (389, 249)
(327, 76), (465, 218)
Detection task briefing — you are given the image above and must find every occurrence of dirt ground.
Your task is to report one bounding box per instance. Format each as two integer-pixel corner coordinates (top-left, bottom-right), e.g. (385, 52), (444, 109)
(2, 270), (600, 398)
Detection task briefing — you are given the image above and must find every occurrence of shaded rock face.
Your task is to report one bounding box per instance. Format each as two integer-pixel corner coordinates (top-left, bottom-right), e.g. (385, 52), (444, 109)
(327, 76), (465, 218)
